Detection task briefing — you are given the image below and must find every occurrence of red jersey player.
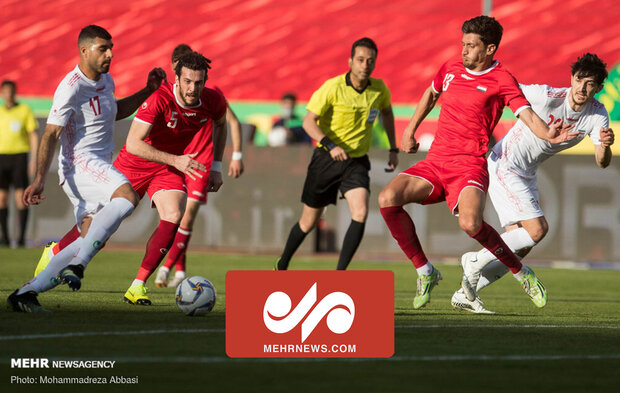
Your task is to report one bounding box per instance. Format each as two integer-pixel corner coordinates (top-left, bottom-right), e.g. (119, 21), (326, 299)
(378, 15), (577, 310)
(115, 51), (227, 305)
(154, 44), (245, 289)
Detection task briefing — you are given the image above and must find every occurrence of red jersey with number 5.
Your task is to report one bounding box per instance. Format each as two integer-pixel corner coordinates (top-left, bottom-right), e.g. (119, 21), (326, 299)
(428, 59), (530, 158)
(115, 82), (227, 172)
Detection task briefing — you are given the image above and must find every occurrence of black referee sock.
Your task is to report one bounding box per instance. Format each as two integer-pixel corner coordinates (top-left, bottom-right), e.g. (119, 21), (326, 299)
(337, 220), (366, 270)
(278, 222), (308, 270)
(17, 208), (28, 246)
(0, 208), (9, 245)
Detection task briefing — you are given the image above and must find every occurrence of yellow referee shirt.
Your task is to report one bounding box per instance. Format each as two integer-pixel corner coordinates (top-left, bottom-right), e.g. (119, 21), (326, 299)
(307, 72), (391, 158)
(0, 103), (37, 154)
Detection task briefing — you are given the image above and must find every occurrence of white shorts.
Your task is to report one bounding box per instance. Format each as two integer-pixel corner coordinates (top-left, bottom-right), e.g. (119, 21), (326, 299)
(60, 156), (130, 226)
(487, 155), (544, 227)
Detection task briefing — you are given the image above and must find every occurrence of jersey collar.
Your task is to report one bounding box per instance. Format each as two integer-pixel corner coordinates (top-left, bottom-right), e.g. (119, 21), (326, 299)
(346, 72), (371, 94)
(464, 60), (499, 76)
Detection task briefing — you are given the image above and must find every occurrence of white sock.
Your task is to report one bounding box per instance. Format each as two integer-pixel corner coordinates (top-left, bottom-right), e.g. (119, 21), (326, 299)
(174, 270), (186, 278)
(513, 266), (527, 280)
(476, 260), (510, 292)
(475, 227), (536, 268)
(159, 266), (170, 273)
(131, 279), (144, 287)
(72, 197), (135, 268)
(416, 262), (433, 276)
(18, 237), (84, 295)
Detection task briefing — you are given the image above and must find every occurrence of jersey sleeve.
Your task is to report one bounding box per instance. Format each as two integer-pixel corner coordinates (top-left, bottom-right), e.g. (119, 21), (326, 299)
(134, 89), (164, 125)
(431, 61), (449, 94)
(306, 80), (333, 116)
(379, 80), (392, 110)
(24, 106), (38, 133)
(47, 82), (76, 127)
(519, 84), (549, 110)
(588, 105), (610, 145)
(499, 72), (530, 117)
(210, 89), (228, 120)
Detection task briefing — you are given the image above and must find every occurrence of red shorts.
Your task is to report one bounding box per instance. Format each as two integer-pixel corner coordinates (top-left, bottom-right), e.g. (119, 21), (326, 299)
(114, 161), (186, 206)
(185, 169), (211, 204)
(401, 155), (488, 214)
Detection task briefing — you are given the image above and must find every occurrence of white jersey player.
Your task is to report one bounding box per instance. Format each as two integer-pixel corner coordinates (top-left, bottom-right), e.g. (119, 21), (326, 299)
(7, 25), (165, 313)
(453, 53), (615, 313)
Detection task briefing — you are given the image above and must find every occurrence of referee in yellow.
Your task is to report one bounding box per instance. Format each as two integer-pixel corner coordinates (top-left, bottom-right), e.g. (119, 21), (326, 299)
(276, 37), (398, 270)
(0, 80), (38, 247)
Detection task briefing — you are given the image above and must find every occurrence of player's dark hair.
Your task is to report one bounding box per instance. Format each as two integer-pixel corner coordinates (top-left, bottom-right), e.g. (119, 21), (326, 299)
(571, 53), (608, 85)
(462, 16), (503, 50)
(282, 92), (297, 101)
(174, 51), (212, 79)
(78, 25), (112, 47)
(1, 80), (16, 90)
(351, 37), (378, 58)
(172, 44), (192, 64)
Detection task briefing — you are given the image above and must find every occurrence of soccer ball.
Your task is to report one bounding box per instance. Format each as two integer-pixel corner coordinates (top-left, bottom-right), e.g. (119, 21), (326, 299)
(175, 276), (217, 316)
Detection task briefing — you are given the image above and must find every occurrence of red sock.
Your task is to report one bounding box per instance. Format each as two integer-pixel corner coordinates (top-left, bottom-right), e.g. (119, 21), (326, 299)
(380, 206), (428, 268)
(136, 220), (179, 282)
(163, 228), (191, 271)
(53, 225), (80, 254)
(472, 221), (523, 274)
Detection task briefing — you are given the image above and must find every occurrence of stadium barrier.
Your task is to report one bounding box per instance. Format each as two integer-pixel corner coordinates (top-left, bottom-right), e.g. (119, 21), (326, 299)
(26, 120), (620, 262)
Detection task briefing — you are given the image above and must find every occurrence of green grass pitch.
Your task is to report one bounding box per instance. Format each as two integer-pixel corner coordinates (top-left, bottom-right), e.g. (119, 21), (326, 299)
(1, 247), (619, 393)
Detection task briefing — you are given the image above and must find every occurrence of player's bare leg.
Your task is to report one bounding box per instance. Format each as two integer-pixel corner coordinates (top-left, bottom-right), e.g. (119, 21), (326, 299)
(276, 204), (323, 270)
(337, 187), (368, 270)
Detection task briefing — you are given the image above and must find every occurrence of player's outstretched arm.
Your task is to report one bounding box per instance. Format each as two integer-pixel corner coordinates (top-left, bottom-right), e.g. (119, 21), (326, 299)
(595, 127), (614, 168)
(226, 107), (244, 178)
(381, 105), (398, 171)
(401, 86), (440, 153)
(303, 111), (348, 161)
(518, 108), (578, 144)
(126, 120), (206, 180)
(23, 124), (62, 206)
(116, 68), (167, 120)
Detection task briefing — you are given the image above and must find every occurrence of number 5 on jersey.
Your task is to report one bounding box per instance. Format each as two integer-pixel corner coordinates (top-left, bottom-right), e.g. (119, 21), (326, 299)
(167, 111), (178, 128)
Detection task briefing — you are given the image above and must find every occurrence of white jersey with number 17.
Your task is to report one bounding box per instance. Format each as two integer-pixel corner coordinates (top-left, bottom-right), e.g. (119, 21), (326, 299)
(47, 65), (117, 182)
(491, 84), (609, 177)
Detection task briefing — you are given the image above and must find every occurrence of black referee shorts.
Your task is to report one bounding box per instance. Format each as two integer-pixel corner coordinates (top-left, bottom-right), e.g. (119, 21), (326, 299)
(0, 153), (29, 190)
(301, 147), (370, 208)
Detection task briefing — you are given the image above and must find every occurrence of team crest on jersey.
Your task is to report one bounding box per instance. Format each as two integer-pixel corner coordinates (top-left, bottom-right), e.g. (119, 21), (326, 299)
(141, 102), (148, 110)
(529, 198), (540, 210)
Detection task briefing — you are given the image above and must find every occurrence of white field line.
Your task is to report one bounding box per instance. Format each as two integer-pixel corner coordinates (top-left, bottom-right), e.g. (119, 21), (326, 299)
(1, 324), (618, 341)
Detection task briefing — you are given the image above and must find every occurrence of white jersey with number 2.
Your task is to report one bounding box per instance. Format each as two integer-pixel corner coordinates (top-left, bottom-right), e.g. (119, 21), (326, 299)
(491, 84), (609, 177)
